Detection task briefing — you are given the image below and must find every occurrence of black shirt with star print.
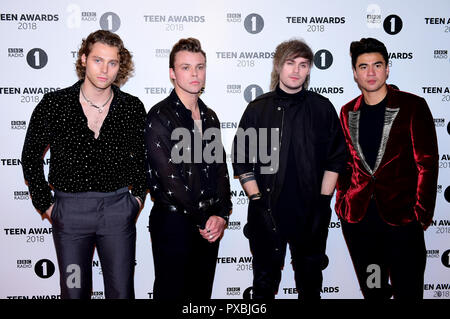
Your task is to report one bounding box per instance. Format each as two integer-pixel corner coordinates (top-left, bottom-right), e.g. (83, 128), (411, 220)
(21, 80), (147, 214)
(144, 89), (232, 222)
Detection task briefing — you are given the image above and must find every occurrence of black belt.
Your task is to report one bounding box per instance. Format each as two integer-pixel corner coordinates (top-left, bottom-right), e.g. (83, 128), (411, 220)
(154, 198), (219, 214)
(154, 198), (219, 229)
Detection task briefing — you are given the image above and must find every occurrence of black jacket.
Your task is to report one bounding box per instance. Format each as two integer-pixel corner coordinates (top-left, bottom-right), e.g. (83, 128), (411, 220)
(232, 87), (346, 230)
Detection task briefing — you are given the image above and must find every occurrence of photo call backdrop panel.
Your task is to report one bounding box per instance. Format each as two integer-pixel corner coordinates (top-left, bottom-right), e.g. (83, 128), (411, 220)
(0, 0), (449, 299)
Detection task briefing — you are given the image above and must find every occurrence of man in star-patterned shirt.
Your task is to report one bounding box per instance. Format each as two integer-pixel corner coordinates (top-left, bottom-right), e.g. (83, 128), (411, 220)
(21, 30), (146, 299)
(145, 38), (232, 300)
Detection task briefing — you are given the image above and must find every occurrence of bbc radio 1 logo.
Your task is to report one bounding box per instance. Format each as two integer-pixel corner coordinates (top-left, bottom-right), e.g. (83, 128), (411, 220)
(34, 259), (56, 278)
(66, 4), (120, 31)
(99, 12), (121, 32)
(314, 49), (333, 70)
(226, 13), (264, 34)
(244, 14), (264, 34)
(18, 259), (56, 279)
(7, 48), (24, 58)
(6, 47), (49, 69)
(366, 4), (382, 28)
(384, 14), (403, 35)
(219, 82), (265, 102)
(11, 121), (27, 130)
(442, 250), (450, 268)
(427, 249), (440, 259)
(226, 84), (241, 94)
(27, 48), (48, 70)
(244, 84), (264, 103)
(434, 49), (448, 60)
(365, 5), (403, 34)
(155, 48), (170, 58)
(434, 118), (446, 128)
(444, 185), (450, 203)
(226, 287), (241, 296)
(227, 221), (241, 231)
(243, 286), (253, 300)
(14, 191), (29, 200)
(92, 291), (104, 299)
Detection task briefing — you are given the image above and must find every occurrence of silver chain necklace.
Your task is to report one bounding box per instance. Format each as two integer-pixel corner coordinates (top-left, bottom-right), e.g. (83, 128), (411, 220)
(80, 86), (113, 113)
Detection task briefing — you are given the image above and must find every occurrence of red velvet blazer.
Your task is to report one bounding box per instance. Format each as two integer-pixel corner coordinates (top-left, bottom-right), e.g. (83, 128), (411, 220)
(335, 86), (439, 227)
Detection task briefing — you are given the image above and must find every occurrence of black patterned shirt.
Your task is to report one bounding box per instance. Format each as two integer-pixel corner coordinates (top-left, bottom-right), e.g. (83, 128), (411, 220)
(144, 90), (232, 221)
(21, 80), (147, 213)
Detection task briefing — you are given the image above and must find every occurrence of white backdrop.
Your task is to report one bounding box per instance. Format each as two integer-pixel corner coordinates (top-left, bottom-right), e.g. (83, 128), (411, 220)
(1, 0), (449, 299)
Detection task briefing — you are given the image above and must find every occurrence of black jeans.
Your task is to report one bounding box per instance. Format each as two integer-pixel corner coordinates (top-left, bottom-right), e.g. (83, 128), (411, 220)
(246, 197), (331, 300)
(341, 200), (426, 300)
(149, 206), (220, 300)
(52, 187), (139, 299)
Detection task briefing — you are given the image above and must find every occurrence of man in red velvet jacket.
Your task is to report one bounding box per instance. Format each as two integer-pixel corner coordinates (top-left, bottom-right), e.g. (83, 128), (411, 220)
(335, 38), (439, 300)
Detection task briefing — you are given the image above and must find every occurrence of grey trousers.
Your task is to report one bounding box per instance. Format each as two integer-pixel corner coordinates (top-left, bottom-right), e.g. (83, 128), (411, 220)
(51, 187), (139, 299)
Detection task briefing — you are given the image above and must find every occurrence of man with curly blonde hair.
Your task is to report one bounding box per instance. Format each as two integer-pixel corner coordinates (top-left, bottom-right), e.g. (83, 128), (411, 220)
(21, 30), (147, 299)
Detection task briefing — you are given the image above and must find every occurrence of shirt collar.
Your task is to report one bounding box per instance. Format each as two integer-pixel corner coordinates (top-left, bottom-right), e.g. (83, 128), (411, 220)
(168, 89), (208, 119)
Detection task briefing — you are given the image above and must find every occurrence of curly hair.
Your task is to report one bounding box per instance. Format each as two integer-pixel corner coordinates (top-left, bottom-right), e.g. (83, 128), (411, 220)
(270, 39), (314, 90)
(169, 37), (206, 69)
(75, 30), (134, 87)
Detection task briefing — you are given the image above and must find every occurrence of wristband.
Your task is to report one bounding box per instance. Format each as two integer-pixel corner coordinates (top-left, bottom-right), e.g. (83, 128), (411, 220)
(249, 192), (262, 200)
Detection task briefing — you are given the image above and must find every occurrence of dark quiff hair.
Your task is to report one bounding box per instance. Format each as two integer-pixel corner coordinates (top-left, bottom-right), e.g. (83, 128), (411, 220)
(169, 37), (206, 68)
(350, 37), (389, 69)
(270, 39), (314, 90)
(75, 30), (134, 87)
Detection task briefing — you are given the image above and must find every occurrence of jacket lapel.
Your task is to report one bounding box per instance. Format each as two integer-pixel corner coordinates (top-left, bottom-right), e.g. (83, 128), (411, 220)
(348, 109), (373, 174)
(372, 107), (399, 172)
(348, 93), (400, 175)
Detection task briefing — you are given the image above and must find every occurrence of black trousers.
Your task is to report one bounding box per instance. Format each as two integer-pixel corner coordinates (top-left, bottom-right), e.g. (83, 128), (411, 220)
(246, 200), (329, 300)
(149, 207), (220, 300)
(250, 236), (324, 300)
(52, 187), (139, 299)
(341, 200), (426, 300)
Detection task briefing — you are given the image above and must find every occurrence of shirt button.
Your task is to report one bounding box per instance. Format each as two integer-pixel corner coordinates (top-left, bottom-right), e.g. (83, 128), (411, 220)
(266, 188), (270, 192)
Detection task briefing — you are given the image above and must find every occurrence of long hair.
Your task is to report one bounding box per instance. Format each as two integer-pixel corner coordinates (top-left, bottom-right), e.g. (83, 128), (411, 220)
(270, 39), (314, 90)
(75, 30), (134, 87)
